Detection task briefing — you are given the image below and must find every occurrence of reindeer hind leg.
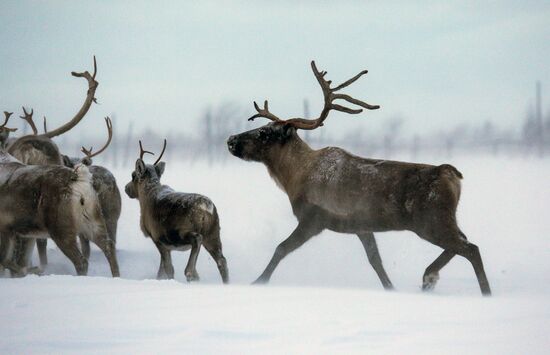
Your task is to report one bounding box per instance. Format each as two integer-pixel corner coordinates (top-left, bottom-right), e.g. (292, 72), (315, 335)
(184, 232), (203, 282)
(203, 238), (229, 284)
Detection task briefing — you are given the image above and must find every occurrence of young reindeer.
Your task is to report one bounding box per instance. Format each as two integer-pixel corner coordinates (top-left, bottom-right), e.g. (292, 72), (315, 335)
(0, 149), (119, 277)
(227, 61), (491, 296)
(125, 140), (229, 283)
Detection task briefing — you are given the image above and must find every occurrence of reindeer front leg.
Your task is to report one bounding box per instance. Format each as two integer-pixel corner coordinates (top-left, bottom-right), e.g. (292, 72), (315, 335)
(253, 220), (323, 284)
(0, 233), (20, 275)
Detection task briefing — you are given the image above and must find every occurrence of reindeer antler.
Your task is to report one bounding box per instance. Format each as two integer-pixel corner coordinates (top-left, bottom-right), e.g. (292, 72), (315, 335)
(248, 60), (380, 130)
(154, 139), (167, 165)
(81, 116), (113, 159)
(19, 107), (38, 135)
(41, 56), (99, 138)
(139, 140), (154, 160)
(138, 139), (167, 164)
(1, 111), (17, 132)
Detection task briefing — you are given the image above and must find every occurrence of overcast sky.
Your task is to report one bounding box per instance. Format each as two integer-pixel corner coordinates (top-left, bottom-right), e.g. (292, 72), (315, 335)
(1, 1), (548, 139)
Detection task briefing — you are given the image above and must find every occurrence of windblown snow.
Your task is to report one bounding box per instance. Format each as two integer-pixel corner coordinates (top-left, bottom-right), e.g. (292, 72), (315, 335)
(1, 155), (549, 354)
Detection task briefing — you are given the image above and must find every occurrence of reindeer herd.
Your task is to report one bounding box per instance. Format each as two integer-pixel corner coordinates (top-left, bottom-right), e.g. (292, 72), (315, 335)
(0, 58), (491, 296)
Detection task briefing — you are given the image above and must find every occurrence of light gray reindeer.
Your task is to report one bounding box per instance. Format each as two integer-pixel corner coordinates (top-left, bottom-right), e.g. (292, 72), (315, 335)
(8, 57), (99, 267)
(0, 149), (119, 277)
(227, 61), (491, 296)
(125, 140), (228, 283)
(61, 117), (121, 261)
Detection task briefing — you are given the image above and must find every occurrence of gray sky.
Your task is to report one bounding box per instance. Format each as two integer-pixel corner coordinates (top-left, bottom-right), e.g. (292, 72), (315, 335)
(1, 1), (549, 139)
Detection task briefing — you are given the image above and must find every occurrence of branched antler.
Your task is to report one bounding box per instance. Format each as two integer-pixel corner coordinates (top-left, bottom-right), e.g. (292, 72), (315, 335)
(81, 116), (113, 159)
(19, 107), (38, 135)
(248, 60), (380, 130)
(139, 141), (154, 160)
(1, 111), (17, 132)
(138, 139), (167, 164)
(41, 56), (99, 138)
(43, 116), (48, 134)
(248, 100), (284, 123)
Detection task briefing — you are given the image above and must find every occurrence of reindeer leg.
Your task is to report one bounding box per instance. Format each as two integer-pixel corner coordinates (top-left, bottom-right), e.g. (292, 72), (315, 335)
(156, 255), (166, 279)
(36, 239), (48, 267)
(357, 232), (393, 290)
(0, 233), (13, 273)
(253, 221), (323, 284)
(0, 234), (24, 276)
(422, 250), (455, 291)
(422, 228), (491, 296)
(79, 235), (91, 260)
(453, 238), (491, 296)
(89, 232), (119, 277)
(154, 241), (174, 279)
(15, 238), (38, 277)
(52, 235), (88, 276)
(204, 239), (229, 284)
(184, 232), (202, 282)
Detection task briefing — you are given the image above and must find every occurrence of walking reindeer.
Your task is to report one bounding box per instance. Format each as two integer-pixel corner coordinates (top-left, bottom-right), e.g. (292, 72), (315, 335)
(60, 117), (121, 261)
(227, 61), (491, 295)
(125, 140), (229, 283)
(8, 57), (100, 267)
(0, 149), (119, 277)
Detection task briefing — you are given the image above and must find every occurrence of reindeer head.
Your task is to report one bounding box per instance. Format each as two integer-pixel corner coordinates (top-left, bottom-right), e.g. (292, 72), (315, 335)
(61, 116), (112, 169)
(0, 111), (17, 149)
(125, 140), (167, 199)
(227, 121), (297, 161)
(227, 61), (379, 162)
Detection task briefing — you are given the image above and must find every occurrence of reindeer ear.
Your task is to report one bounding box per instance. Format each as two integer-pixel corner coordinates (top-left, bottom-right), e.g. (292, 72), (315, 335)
(282, 123), (295, 137)
(82, 157), (93, 166)
(155, 161), (165, 177)
(62, 155), (73, 167)
(135, 159), (146, 177)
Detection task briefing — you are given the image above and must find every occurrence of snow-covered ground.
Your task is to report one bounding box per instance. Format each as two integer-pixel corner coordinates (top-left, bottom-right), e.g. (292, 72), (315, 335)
(1, 154), (549, 354)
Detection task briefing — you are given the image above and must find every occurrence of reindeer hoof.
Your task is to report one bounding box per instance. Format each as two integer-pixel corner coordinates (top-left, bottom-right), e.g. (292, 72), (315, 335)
(27, 266), (44, 276)
(185, 271), (200, 282)
(422, 273), (440, 291)
(252, 277), (268, 285)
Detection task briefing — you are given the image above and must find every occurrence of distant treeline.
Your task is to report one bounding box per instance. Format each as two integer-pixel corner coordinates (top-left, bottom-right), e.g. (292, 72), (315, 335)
(52, 100), (550, 167)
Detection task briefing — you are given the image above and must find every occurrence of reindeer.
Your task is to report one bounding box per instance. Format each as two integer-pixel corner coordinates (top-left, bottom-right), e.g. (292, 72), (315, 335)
(0, 149), (119, 277)
(8, 57), (99, 267)
(227, 61), (491, 296)
(60, 117), (121, 260)
(9, 56), (98, 166)
(125, 140), (229, 283)
(0, 111), (17, 150)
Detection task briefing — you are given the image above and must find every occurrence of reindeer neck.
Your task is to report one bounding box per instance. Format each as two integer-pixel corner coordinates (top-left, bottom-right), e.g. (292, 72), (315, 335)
(138, 179), (163, 206)
(264, 134), (314, 194)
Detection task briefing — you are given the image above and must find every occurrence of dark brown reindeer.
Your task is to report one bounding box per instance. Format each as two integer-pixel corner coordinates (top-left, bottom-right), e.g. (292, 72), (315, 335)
(8, 57), (99, 267)
(0, 150), (119, 277)
(60, 117), (121, 261)
(125, 140), (229, 283)
(227, 61), (491, 296)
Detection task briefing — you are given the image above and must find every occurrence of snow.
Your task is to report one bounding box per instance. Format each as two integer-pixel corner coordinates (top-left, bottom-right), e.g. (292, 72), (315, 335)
(1, 154), (549, 354)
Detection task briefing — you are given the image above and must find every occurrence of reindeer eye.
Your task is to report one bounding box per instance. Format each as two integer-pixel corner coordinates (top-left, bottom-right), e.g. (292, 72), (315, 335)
(258, 129), (268, 139)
